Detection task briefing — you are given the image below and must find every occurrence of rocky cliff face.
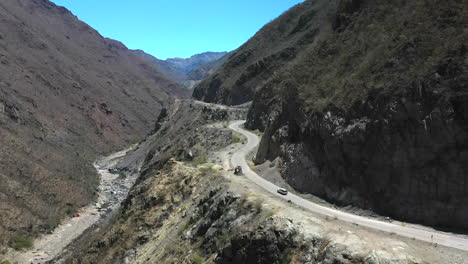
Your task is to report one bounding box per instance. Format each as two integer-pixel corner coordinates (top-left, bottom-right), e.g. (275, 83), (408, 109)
(249, 80), (468, 230)
(194, 0), (468, 230)
(0, 0), (187, 248)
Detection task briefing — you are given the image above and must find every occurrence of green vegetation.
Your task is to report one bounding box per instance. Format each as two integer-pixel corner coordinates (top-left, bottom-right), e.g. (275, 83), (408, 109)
(9, 234), (33, 251)
(190, 156), (208, 166)
(219, 233), (229, 245)
(278, 248), (294, 264)
(191, 254), (204, 264)
(179, 205), (187, 212)
(266, 211), (275, 218)
(182, 217), (195, 231)
(239, 193), (265, 214)
(198, 165), (221, 176)
(253, 198), (264, 214)
(231, 135), (241, 143)
(252, 130), (263, 136)
(165, 242), (186, 258)
(0, 261), (12, 264)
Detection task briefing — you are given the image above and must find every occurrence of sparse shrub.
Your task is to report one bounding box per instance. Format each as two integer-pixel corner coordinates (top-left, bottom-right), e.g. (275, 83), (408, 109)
(240, 193), (250, 201)
(231, 135), (241, 143)
(198, 166), (216, 175)
(1, 261), (12, 264)
(9, 234), (33, 251)
(191, 156), (207, 166)
(253, 130), (263, 136)
(182, 217), (195, 231)
(49, 216), (61, 228)
(279, 248), (295, 264)
(165, 242), (185, 256)
(219, 233), (229, 245)
(319, 237), (331, 254)
(253, 198), (263, 213)
(265, 210), (275, 218)
(191, 254), (204, 264)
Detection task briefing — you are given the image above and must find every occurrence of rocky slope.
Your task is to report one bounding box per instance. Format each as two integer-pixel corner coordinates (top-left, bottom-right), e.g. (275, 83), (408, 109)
(194, 0), (468, 230)
(59, 101), (434, 264)
(192, 0), (326, 105)
(67, 162), (420, 264)
(132, 50), (187, 82)
(0, 0), (188, 250)
(133, 50), (228, 89)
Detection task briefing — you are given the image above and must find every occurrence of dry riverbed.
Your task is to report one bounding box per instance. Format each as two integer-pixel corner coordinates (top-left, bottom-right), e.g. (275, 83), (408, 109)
(6, 146), (138, 264)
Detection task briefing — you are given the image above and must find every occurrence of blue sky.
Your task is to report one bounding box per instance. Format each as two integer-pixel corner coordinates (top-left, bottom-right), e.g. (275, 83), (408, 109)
(50, 0), (304, 60)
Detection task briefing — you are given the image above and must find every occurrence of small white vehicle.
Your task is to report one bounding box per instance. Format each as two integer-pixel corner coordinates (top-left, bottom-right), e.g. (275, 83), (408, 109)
(277, 188), (288, 195)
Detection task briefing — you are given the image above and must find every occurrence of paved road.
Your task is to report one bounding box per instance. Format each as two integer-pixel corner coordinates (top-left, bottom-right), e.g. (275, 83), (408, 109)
(229, 120), (468, 252)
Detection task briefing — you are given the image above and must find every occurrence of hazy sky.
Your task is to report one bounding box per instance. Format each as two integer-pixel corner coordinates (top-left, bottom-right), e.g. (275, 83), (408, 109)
(50, 0), (304, 60)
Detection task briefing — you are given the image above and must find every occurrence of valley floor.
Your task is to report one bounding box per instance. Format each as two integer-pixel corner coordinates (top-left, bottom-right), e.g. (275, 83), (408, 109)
(5, 146), (138, 264)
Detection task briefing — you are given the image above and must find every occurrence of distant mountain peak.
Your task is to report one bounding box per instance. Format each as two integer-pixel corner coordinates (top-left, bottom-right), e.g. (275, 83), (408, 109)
(165, 51), (228, 73)
(132, 50), (229, 88)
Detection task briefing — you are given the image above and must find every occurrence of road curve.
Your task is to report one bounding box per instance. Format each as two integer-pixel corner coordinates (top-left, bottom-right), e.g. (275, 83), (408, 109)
(229, 120), (468, 252)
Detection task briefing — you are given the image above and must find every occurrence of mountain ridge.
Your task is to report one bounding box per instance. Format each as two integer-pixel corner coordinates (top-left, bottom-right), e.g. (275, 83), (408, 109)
(132, 50), (228, 88)
(0, 0), (188, 249)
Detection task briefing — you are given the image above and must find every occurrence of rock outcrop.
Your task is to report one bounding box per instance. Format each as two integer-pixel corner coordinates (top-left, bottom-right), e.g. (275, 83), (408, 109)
(69, 162), (400, 264)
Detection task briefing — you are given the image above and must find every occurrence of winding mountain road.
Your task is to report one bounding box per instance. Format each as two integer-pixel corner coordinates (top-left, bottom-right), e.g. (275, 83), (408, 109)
(229, 120), (468, 252)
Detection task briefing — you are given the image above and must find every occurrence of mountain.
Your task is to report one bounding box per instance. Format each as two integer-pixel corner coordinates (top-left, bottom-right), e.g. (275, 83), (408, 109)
(193, 0), (468, 230)
(0, 0), (188, 247)
(167, 51), (228, 74)
(192, 0), (325, 105)
(133, 50), (228, 88)
(186, 54), (229, 81)
(132, 50), (187, 82)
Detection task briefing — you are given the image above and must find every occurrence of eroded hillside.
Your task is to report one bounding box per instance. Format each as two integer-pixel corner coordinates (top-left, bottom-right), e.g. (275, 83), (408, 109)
(0, 0), (188, 249)
(193, 0), (468, 230)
